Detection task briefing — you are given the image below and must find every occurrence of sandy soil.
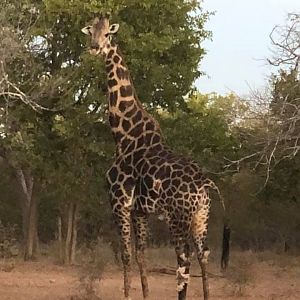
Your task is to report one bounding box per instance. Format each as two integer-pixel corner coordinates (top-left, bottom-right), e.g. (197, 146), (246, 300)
(1, 252), (300, 300)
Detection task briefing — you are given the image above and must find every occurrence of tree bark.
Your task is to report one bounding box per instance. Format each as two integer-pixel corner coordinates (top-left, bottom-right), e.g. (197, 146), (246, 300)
(64, 203), (73, 265)
(57, 215), (63, 263)
(15, 169), (39, 261)
(24, 194), (38, 260)
(70, 203), (78, 265)
(58, 203), (79, 265)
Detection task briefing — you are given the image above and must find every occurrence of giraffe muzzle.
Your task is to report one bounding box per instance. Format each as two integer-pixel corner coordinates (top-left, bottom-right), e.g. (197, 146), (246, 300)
(89, 48), (101, 55)
(89, 43), (100, 55)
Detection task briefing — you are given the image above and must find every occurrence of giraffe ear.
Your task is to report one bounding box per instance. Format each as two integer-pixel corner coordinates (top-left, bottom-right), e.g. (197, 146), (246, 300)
(81, 26), (92, 35)
(109, 23), (119, 34)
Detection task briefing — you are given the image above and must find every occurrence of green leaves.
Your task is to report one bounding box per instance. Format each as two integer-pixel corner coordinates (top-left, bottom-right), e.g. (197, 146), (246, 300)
(0, 0), (213, 243)
(160, 92), (240, 173)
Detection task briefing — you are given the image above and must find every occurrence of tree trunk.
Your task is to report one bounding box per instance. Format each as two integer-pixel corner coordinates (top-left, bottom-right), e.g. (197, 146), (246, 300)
(57, 216), (63, 263)
(58, 203), (79, 265)
(70, 203), (78, 265)
(24, 194), (38, 260)
(64, 203), (73, 265)
(15, 169), (39, 261)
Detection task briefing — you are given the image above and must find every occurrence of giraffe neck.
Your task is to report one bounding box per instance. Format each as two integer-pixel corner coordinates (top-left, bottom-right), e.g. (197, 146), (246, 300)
(103, 42), (163, 153)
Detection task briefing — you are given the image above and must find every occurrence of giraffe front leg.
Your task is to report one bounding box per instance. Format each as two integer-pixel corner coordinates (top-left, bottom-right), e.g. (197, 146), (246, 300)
(132, 213), (149, 298)
(107, 170), (136, 300)
(121, 222), (132, 300)
(113, 207), (133, 300)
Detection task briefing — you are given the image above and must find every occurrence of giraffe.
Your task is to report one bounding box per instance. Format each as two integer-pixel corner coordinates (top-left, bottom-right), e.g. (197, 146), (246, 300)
(81, 15), (227, 300)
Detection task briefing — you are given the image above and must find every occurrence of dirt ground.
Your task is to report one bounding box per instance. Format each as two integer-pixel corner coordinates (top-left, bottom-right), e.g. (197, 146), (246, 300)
(1, 250), (300, 300)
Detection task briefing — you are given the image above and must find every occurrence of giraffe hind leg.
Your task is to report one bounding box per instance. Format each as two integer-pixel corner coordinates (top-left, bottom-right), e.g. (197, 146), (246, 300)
(132, 213), (149, 298)
(192, 207), (210, 300)
(198, 247), (210, 300)
(175, 242), (191, 300)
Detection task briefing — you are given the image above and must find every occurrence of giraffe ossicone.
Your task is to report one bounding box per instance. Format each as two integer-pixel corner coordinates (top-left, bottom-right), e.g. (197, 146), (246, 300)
(81, 14), (228, 300)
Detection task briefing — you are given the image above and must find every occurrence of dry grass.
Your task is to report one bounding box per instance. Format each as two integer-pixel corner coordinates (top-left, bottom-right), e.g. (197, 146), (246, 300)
(147, 246), (176, 267)
(222, 251), (256, 297)
(1, 246), (300, 299)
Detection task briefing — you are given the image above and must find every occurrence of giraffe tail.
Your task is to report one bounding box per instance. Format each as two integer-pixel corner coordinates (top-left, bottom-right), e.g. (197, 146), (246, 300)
(221, 222), (231, 271)
(204, 180), (230, 271)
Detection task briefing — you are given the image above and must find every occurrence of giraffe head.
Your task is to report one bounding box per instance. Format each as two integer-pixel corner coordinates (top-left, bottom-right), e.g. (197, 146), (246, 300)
(81, 14), (119, 56)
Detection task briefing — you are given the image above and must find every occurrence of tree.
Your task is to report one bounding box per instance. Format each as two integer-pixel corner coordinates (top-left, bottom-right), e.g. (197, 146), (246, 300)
(1, 0), (212, 261)
(160, 92), (243, 173)
(268, 13), (300, 68)
(0, 1), (48, 260)
(223, 14), (299, 185)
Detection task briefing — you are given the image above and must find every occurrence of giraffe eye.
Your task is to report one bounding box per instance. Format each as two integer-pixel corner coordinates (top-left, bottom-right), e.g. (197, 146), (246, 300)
(105, 33), (110, 38)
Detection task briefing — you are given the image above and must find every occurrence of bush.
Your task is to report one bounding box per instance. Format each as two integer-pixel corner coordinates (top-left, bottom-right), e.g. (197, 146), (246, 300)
(0, 220), (20, 258)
